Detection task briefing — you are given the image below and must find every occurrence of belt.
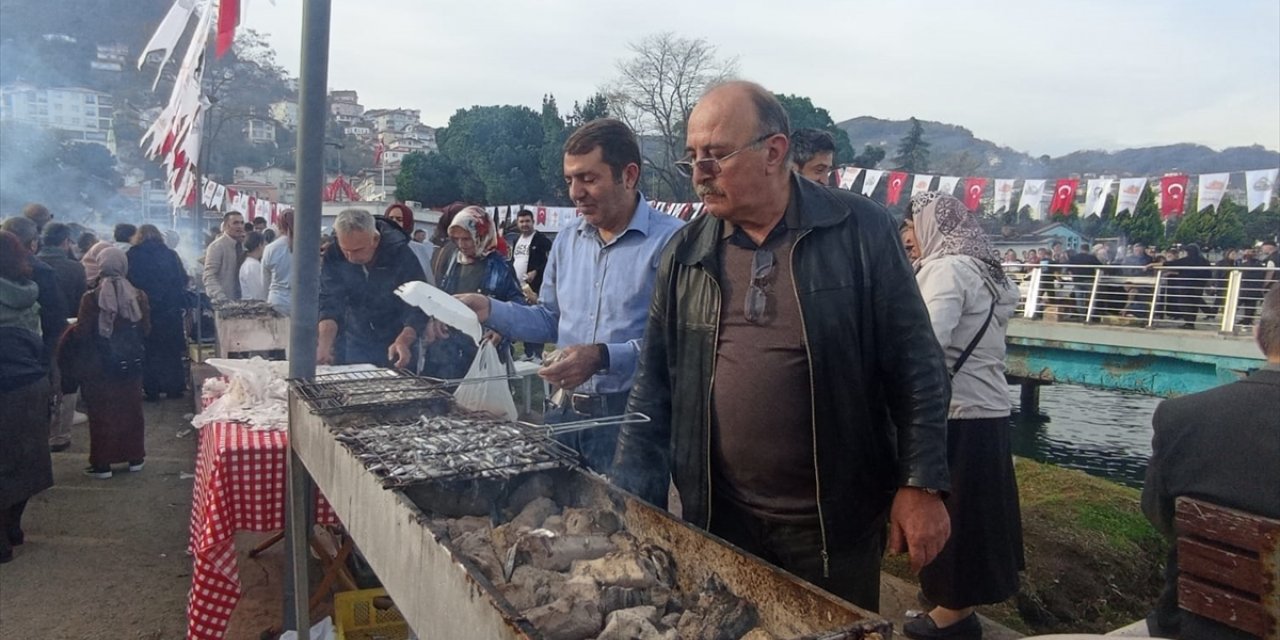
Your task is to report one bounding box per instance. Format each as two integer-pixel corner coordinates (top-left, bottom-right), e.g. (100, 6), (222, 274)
(566, 391), (629, 417)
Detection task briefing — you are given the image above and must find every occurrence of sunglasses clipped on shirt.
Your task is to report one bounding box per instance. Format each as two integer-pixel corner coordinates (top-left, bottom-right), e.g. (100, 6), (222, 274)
(675, 132), (778, 178)
(744, 248), (775, 325)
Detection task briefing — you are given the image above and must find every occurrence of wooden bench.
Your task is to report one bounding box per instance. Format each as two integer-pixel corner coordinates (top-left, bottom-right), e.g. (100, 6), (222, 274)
(1174, 496), (1280, 639)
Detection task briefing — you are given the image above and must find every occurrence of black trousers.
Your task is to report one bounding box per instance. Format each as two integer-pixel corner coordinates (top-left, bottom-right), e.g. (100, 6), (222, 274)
(708, 494), (885, 613)
(0, 500), (29, 556)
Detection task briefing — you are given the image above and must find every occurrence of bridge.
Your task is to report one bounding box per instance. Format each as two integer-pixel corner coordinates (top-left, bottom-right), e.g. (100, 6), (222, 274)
(1001, 264), (1271, 401)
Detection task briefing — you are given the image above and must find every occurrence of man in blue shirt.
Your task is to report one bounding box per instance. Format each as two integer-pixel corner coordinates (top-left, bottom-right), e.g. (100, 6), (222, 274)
(456, 119), (683, 473)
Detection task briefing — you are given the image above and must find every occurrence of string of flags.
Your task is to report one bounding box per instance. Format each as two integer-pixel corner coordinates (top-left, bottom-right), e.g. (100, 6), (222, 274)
(833, 167), (1279, 219)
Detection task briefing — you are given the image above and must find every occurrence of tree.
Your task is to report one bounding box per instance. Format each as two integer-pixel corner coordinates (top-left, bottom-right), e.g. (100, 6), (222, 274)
(1115, 184), (1164, 247)
(395, 151), (462, 207)
(1242, 198), (1280, 244)
(437, 105), (545, 204)
(1174, 198), (1246, 249)
(0, 122), (123, 220)
(892, 117), (930, 173)
(569, 93), (610, 127)
(606, 32), (738, 200)
(850, 145), (886, 169)
(540, 95), (569, 204)
(773, 94), (854, 165)
(201, 30), (295, 179)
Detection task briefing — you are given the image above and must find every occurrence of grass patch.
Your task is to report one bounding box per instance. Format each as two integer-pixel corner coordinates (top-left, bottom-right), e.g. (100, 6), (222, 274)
(884, 457), (1169, 635)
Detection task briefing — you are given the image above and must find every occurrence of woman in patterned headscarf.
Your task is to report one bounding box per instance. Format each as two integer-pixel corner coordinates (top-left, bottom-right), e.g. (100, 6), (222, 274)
(900, 193), (1024, 640)
(422, 206), (524, 379)
(58, 246), (151, 479)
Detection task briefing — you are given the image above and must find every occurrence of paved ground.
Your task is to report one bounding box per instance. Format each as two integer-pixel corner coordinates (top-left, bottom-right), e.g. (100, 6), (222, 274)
(0, 391), (1020, 639)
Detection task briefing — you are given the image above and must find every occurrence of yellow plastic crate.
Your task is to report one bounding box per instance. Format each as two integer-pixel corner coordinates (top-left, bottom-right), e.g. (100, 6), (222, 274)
(334, 588), (410, 640)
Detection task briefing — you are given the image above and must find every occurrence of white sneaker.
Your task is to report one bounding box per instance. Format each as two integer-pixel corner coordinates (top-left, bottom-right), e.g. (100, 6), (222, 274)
(128, 461), (145, 472)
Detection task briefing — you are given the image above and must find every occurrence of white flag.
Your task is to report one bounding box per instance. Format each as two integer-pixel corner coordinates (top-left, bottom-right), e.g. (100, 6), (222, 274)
(1196, 173), (1230, 212)
(1084, 178), (1114, 218)
(1245, 168), (1278, 211)
(861, 170), (885, 197)
(912, 174), (934, 195)
(936, 176), (960, 195)
(202, 178), (219, 207)
(838, 167), (862, 190)
(1019, 180), (1046, 220)
(1116, 178), (1147, 214)
(993, 179), (1016, 212)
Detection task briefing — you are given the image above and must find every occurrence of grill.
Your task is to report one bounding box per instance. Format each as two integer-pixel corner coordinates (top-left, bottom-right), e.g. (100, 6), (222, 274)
(291, 369), (453, 415)
(288, 375), (892, 639)
(333, 415), (581, 488)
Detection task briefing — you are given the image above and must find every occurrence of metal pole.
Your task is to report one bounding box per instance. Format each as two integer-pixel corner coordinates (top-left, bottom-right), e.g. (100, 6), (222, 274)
(286, 0), (331, 633)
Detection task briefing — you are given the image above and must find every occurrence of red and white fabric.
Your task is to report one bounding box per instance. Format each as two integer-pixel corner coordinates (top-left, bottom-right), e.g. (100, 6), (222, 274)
(186, 417), (336, 639)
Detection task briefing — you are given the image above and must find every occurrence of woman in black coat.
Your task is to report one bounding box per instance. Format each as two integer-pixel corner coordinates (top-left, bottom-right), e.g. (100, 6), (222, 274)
(126, 225), (189, 400)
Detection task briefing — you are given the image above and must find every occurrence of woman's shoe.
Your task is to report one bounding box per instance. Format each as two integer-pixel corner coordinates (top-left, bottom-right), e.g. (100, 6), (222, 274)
(903, 612), (982, 640)
(128, 460), (145, 472)
(84, 466), (112, 479)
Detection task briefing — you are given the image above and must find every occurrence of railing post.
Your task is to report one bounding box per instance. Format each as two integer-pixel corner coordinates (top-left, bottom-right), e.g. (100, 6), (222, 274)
(1220, 269), (1242, 334)
(1085, 269), (1102, 323)
(1146, 270), (1164, 328)
(1025, 267), (1043, 319)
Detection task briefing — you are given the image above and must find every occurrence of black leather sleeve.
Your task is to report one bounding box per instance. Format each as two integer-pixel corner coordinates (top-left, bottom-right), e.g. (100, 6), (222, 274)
(613, 242), (676, 507)
(862, 203), (952, 491)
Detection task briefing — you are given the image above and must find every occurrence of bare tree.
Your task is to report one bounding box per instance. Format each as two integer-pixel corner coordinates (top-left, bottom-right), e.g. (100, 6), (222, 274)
(606, 33), (738, 200)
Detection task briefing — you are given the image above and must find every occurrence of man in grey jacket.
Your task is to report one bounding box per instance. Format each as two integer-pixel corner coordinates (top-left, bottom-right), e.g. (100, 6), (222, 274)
(202, 211), (245, 304)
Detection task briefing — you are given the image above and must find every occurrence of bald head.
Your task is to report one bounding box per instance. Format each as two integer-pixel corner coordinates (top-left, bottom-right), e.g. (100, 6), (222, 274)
(686, 81), (793, 228)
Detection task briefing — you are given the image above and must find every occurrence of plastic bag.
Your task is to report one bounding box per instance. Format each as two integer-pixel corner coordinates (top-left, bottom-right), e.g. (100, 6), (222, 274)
(453, 341), (518, 421)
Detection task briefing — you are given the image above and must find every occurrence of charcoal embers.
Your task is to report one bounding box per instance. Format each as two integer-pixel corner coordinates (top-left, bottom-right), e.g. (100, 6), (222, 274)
(433, 497), (764, 640)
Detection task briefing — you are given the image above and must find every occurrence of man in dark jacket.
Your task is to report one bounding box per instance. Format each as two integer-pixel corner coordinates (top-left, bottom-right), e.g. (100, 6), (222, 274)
(507, 209), (552, 360)
(317, 209), (427, 367)
(1142, 287), (1280, 640)
(37, 223), (87, 318)
(1, 217), (66, 366)
(1163, 243), (1211, 328)
(613, 82), (951, 612)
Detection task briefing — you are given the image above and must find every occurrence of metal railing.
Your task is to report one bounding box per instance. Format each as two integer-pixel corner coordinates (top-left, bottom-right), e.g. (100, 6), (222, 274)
(1003, 264), (1276, 334)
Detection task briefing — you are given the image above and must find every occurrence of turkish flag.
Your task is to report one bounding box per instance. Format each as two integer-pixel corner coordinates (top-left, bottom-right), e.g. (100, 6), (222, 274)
(1160, 174), (1189, 218)
(962, 178), (987, 211)
(1049, 179), (1078, 215)
(886, 171), (908, 205)
(216, 0), (240, 59)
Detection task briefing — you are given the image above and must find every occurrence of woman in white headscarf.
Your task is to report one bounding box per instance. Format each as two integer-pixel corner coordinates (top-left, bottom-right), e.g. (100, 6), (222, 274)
(58, 246), (151, 479)
(900, 193), (1024, 640)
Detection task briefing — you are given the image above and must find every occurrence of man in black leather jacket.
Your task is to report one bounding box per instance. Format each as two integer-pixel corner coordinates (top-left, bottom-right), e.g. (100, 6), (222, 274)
(613, 82), (952, 612)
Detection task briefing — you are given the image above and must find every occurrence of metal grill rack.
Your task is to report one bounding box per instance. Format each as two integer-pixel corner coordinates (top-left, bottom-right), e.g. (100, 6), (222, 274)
(292, 369), (452, 415)
(333, 415), (583, 488)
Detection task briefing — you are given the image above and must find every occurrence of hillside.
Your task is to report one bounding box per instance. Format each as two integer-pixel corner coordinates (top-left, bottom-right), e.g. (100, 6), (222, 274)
(838, 115), (1280, 178)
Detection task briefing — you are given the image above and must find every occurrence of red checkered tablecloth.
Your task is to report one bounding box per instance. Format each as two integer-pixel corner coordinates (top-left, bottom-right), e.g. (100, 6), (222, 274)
(186, 420), (337, 640)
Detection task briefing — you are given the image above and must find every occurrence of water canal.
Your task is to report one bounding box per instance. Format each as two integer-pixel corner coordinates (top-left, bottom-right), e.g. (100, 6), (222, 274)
(1007, 383), (1163, 488)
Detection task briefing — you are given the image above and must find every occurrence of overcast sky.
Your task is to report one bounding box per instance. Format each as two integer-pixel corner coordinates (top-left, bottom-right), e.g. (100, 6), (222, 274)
(242, 0), (1280, 157)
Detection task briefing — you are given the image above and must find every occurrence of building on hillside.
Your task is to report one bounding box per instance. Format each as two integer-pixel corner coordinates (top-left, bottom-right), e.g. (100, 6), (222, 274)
(355, 171), (400, 203)
(329, 90), (363, 123)
(91, 44), (128, 72)
(344, 125), (372, 136)
(270, 100), (299, 129)
(992, 222), (1089, 256)
(245, 118), (277, 144)
(381, 123), (438, 153)
(381, 145), (420, 166)
(0, 83), (116, 152)
(243, 166), (298, 204)
(365, 108), (421, 135)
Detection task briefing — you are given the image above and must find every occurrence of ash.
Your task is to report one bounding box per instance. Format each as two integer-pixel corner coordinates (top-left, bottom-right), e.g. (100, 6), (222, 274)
(213, 299), (283, 318)
(432, 476), (772, 640)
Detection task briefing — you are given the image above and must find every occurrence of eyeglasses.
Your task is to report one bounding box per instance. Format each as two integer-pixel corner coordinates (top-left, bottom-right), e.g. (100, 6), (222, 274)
(744, 248), (775, 324)
(675, 132), (777, 178)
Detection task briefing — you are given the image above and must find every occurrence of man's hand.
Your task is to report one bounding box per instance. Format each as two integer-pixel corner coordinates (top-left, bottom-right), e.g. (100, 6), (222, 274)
(538, 344), (603, 389)
(455, 293), (493, 323)
(387, 327), (417, 370)
(482, 329), (502, 346)
(888, 486), (951, 574)
(317, 343), (335, 366)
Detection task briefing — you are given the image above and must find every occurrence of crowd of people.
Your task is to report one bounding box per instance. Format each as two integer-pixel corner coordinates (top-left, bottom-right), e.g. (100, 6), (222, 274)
(999, 239), (1278, 327)
(2, 79), (1276, 640)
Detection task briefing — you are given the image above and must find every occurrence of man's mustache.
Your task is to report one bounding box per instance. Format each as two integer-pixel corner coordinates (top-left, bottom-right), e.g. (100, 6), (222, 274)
(695, 184), (723, 198)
